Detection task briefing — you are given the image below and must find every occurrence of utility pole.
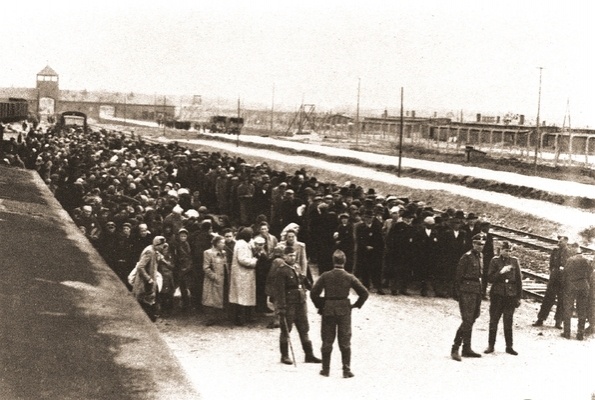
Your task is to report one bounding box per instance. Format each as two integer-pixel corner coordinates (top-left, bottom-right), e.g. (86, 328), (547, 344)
(270, 83), (275, 133)
(398, 87), (404, 177)
(533, 67), (543, 171)
(236, 97), (241, 147)
(162, 95), (166, 136)
(355, 77), (361, 147)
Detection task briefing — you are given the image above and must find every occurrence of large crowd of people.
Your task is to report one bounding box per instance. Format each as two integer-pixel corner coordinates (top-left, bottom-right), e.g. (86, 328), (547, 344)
(1, 121), (593, 354)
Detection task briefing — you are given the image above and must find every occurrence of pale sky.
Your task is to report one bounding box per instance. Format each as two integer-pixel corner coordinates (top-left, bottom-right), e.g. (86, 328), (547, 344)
(1, 0), (593, 127)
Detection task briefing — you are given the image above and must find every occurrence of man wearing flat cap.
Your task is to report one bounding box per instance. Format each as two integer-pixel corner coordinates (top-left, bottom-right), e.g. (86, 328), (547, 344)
(532, 235), (570, 328)
(451, 233), (486, 361)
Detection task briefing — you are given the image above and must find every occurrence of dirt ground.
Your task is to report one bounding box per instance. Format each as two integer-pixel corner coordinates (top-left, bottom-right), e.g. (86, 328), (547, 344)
(156, 285), (594, 400)
(92, 123), (594, 399)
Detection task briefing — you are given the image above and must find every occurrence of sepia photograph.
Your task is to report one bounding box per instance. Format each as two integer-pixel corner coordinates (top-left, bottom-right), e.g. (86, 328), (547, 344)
(0, 1), (593, 399)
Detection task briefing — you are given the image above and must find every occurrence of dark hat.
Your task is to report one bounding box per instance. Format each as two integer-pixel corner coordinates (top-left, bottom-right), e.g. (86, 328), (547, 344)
(303, 187), (316, 195)
(401, 210), (415, 219)
(557, 234), (569, 240)
(467, 212), (478, 220)
(363, 210), (374, 218)
(367, 188), (376, 195)
(500, 241), (512, 250)
(454, 210), (465, 220)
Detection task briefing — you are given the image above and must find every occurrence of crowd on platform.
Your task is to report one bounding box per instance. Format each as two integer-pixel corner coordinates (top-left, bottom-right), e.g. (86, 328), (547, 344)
(1, 122), (593, 345)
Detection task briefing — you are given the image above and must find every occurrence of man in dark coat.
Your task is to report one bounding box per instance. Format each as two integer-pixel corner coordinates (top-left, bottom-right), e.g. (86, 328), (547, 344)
(354, 210), (385, 293)
(484, 241), (522, 355)
(385, 209), (416, 295)
(334, 213), (355, 273)
(412, 216), (440, 296)
(451, 234), (486, 361)
(440, 218), (469, 298)
(533, 235), (570, 328)
(311, 250), (369, 378)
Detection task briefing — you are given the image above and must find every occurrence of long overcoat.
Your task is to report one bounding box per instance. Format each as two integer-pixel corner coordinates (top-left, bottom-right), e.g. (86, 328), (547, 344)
(132, 245), (158, 306)
(229, 239), (258, 306)
(202, 247), (228, 309)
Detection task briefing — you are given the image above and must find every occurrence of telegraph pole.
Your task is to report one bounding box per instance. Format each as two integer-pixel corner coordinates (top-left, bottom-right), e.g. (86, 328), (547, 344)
(355, 78), (361, 147)
(270, 84), (275, 133)
(162, 95), (166, 136)
(236, 97), (241, 147)
(533, 67), (543, 171)
(398, 87), (404, 177)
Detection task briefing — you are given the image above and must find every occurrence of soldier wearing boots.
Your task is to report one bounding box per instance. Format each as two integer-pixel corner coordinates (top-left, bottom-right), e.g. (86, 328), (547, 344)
(532, 235), (570, 328)
(561, 242), (593, 341)
(273, 247), (321, 365)
(484, 241), (522, 355)
(451, 233), (485, 361)
(311, 250), (369, 378)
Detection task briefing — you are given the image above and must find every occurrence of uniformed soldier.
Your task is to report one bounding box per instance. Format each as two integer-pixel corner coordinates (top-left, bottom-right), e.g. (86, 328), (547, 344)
(533, 235), (570, 328)
(273, 246), (321, 365)
(561, 242), (593, 340)
(451, 233), (486, 361)
(484, 241), (522, 355)
(311, 250), (369, 378)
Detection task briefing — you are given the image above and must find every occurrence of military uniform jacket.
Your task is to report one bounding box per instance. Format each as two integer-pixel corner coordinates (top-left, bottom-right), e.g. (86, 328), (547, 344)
(273, 262), (310, 313)
(310, 268), (369, 316)
(487, 255), (522, 300)
(563, 254), (593, 291)
(455, 250), (483, 295)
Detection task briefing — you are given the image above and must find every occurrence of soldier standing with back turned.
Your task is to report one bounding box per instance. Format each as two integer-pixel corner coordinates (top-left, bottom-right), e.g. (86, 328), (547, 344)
(311, 250), (369, 378)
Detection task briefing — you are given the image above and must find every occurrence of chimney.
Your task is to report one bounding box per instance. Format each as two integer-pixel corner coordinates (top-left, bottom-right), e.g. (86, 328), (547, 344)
(412, 110), (416, 118)
(476, 113), (481, 122)
(519, 115), (525, 125)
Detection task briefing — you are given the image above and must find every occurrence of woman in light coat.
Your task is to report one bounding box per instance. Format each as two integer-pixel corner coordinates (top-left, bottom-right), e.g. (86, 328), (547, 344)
(132, 236), (167, 322)
(229, 227), (258, 325)
(202, 235), (228, 325)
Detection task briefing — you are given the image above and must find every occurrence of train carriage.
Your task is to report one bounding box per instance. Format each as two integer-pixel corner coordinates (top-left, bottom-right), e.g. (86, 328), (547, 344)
(0, 98), (29, 123)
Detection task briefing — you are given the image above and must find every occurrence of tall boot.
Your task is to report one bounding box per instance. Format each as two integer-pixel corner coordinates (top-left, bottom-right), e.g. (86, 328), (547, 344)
(320, 351), (331, 377)
(484, 329), (496, 354)
(461, 330), (481, 358)
(451, 328), (463, 361)
(504, 327), (517, 354)
(341, 348), (354, 378)
(280, 342), (292, 365)
(577, 319), (586, 341)
(303, 341), (322, 363)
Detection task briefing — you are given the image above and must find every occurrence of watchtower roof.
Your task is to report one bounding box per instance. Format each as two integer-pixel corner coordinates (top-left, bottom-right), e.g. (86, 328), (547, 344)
(37, 65), (58, 76)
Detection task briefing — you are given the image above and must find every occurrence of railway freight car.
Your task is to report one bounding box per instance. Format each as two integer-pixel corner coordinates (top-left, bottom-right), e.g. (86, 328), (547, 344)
(0, 98), (29, 123)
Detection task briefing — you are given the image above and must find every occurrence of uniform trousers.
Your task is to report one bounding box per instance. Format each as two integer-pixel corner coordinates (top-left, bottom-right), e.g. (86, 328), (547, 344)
(280, 303), (311, 346)
(321, 313), (352, 354)
(453, 292), (481, 348)
(537, 269), (564, 322)
(488, 294), (517, 346)
(562, 285), (590, 334)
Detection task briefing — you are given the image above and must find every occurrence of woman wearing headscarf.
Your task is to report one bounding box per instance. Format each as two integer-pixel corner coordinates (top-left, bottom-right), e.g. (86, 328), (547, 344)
(132, 235), (167, 322)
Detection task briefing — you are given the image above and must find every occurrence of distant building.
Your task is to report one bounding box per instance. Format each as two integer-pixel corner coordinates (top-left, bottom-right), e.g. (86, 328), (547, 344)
(0, 66), (175, 122)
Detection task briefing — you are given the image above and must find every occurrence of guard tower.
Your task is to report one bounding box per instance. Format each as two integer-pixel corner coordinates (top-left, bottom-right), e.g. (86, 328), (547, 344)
(36, 65), (60, 120)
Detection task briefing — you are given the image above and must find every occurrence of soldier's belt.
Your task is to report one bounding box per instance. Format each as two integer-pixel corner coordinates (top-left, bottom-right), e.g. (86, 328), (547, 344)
(325, 296), (348, 300)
